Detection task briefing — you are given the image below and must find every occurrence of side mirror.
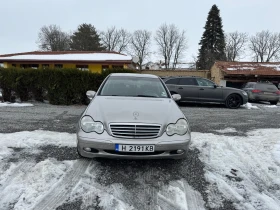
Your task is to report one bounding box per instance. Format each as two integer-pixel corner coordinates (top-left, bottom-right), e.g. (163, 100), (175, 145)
(172, 94), (181, 101)
(86, 90), (96, 100)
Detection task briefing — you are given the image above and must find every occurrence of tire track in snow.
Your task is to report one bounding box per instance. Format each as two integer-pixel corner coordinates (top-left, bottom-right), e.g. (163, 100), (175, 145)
(143, 168), (159, 210)
(157, 180), (205, 210)
(32, 159), (90, 210)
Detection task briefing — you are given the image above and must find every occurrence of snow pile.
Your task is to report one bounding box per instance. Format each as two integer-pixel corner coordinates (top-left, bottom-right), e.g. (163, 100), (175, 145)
(241, 103), (259, 109)
(0, 130), (76, 148)
(273, 141), (280, 165)
(215, 127), (237, 134)
(0, 102), (34, 107)
(0, 146), (13, 160)
(0, 159), (73, 210)
(264, 105), (279, 108)
(192, 129), (280, 209)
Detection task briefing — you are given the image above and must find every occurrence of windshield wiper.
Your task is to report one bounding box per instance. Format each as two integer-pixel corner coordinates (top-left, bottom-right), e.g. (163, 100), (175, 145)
(137, 95), (157, 98)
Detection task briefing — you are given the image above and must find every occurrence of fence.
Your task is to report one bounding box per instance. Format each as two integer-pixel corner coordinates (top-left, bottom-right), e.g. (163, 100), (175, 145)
(140, 70), (211, 79)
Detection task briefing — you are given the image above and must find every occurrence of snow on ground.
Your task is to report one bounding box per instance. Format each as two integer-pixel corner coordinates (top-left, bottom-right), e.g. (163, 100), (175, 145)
(192, 129), (280, 210)
(241, 103), (259, 109)
(0, 102), (34, 107)
(0, 129), (280, 209)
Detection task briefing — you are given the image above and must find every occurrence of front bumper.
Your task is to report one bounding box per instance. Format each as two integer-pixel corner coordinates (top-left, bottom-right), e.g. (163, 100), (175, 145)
(242, 94), (249, 104)
(77, 130), (191, 159)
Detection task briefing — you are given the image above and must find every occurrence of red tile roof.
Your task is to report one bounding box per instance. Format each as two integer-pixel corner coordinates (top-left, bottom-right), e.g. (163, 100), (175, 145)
(215, 61), (280, 76)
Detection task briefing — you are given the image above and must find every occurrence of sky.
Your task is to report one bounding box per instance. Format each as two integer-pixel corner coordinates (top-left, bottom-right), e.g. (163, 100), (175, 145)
(0, 0), (279, 62)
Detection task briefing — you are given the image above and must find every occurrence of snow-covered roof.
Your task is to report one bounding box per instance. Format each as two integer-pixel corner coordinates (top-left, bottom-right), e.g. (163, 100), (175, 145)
(215, 61), (280, 75)
(0, 51), (132, 63)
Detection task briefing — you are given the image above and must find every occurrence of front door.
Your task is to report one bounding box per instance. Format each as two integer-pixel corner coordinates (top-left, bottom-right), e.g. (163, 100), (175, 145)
(195, 78), (223, 102)
(176, 78), (200, 101)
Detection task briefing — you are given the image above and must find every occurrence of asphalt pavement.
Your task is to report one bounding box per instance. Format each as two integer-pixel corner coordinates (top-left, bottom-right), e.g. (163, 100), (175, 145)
(0, 101), (280, 210)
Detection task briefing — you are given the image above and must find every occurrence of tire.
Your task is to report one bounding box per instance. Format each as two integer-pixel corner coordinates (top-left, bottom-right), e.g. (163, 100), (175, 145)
(270, 101), (278, 105)
(225, 94), (242, 109)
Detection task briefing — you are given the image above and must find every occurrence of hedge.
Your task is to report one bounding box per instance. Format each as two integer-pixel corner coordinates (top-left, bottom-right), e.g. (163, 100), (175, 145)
(0, 68), (137, 105)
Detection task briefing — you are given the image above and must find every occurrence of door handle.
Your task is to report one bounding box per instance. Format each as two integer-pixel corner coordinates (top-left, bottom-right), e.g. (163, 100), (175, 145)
(178, 87), (183, 89)
(200, 88), (204, 90)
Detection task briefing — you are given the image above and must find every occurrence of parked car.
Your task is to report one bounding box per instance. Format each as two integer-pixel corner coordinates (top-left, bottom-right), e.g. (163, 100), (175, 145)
(242, 82), (280, 105)
(164, 76), (248, 108)
(77, 73), (191, 159)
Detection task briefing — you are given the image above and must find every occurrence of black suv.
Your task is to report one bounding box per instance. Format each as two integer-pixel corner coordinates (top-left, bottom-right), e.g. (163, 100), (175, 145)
(163, 76), (248, 108)
(242, 82), (280, 105)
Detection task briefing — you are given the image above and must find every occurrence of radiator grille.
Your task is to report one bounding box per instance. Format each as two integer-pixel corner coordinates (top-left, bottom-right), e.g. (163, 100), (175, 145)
(110, 124), (161, 139)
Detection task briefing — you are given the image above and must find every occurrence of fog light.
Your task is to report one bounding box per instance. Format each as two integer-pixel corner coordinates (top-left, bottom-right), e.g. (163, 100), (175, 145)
(177, 149), (184, 154)
(84, 147), (91, 152)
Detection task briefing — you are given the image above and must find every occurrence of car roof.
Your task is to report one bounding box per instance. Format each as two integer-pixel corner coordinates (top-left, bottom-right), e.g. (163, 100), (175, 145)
(247, 81), (274, 85)
(164, 76), (201, 80)
(109, 73), (159, 79)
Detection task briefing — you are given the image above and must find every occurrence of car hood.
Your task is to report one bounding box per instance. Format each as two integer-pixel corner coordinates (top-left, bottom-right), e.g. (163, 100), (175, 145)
(84, 96), (185, 126)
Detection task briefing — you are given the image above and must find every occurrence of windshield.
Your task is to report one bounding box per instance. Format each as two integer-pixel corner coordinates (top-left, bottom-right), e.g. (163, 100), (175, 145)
(99, 76), (170, 98)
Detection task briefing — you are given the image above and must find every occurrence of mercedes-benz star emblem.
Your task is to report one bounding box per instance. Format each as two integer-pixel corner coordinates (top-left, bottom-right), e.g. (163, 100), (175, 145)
(133, 112), (139, 120)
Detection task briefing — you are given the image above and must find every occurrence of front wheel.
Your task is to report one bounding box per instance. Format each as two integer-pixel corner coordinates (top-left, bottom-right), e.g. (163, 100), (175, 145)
(225, 94), (242, 109)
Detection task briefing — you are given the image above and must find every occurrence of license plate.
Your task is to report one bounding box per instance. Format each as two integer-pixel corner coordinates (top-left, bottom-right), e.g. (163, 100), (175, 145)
(263, 92), (273, 94)
(115, 144), (155, 152)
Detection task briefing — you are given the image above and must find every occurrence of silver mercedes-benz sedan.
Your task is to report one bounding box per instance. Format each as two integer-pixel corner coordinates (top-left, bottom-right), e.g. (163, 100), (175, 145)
(76, 73), (191, 159)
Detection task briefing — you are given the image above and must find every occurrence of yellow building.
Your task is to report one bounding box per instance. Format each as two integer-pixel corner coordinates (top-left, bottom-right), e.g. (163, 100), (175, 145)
(0, 51), (132, 73)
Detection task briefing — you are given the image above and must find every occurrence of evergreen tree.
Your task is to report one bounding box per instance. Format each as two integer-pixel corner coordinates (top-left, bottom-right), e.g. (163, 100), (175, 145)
(197, 5), (226, 70)
(70, 23), (104, 51)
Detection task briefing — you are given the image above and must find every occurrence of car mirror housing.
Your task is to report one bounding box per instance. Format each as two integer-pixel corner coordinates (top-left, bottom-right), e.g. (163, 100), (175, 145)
(172, 94), (181, 101)
(86, 91), (96, 100)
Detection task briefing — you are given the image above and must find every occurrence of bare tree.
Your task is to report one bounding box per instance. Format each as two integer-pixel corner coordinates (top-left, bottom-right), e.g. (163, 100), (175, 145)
(129, 30), (152, 70)
(37, 25), (71, 51)
(225, 31), (248, 61)
(100, 26), (131, 53)
(249, 30), (280, 62)
(155, 23), (188, 69)
(173, 31), (188, 69)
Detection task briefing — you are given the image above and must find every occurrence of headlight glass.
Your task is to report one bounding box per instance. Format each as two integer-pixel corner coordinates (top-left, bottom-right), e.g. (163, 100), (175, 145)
(80, 116), (104, 134)
(166, 119), (189, 136)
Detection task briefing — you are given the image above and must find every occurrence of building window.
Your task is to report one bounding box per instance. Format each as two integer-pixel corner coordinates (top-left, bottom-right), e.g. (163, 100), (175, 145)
(54, 64), (63, 68)
(12, 64), (17, 67)
(42, 64), (50, 69)
(112, 65), (124, 69)
(76, 65), (89, 71)
(102, 65), (109, 71)
(20, 64), (39, 69)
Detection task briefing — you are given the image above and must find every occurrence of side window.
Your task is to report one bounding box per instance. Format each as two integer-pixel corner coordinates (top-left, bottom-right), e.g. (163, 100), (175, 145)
(247, 83), (254, 88)
(196, 78), (215, 86)
(165, 78), (180, 85)
(178, 78), (198, 86)
(244, 83), (254, 88)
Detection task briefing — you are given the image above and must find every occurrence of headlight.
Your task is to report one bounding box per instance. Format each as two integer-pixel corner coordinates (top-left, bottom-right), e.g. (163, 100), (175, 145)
(80, 116), (104, 134)
(166, 119), (190, 136)
(241, 91), (247, 96)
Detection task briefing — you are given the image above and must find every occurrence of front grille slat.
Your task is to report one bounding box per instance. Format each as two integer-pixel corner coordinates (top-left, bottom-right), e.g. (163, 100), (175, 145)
(110, 123), (161, 139)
